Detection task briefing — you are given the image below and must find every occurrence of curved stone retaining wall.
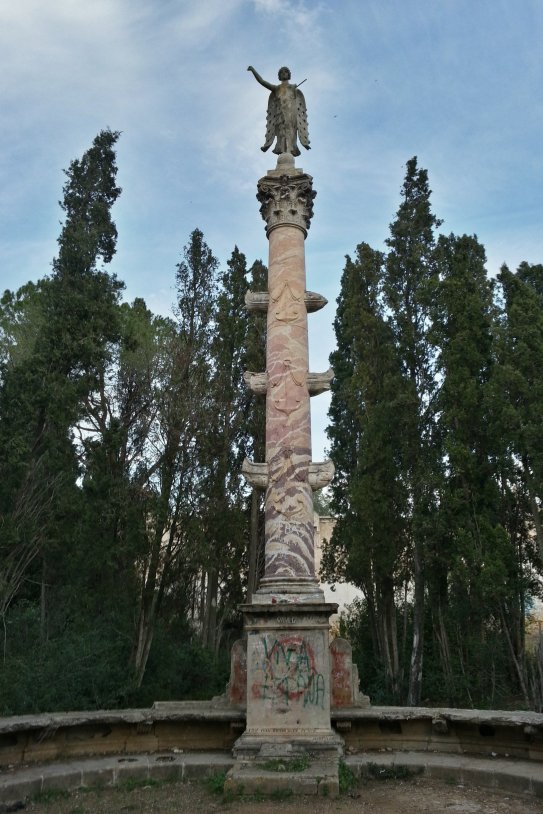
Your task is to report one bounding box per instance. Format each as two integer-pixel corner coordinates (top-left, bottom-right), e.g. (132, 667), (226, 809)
(1, 703), (542, 769)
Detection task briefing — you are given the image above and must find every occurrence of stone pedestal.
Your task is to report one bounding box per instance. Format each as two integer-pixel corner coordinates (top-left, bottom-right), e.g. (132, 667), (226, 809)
(227, 603), (343, 797)
(233, 603), (341, 755)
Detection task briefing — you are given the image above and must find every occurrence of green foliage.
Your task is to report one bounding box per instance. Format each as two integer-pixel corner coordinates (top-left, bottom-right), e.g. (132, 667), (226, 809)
(119, 777), (161, 791)
(0, 603), (228, 715)
(130, 621), (230, 707)
(32, 788), (71, 804)
(329, 157), (543, 709)
(338, 759), (357, 794)
(205, 771), (227, 795)
(261, 754), (310, 772)
(0, 602), (132, 714)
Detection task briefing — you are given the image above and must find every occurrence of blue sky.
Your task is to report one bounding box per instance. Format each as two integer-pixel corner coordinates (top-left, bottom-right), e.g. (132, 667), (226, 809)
(1, 0), (542, 458)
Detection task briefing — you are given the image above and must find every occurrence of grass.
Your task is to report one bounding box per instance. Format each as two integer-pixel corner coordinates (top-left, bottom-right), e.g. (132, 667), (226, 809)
(338, 758), (357, 794)
(32, 788), (71, 804)
(261, 754), (311, 773)
(205, 770), (227, 795)
(119, 776), (162, 792)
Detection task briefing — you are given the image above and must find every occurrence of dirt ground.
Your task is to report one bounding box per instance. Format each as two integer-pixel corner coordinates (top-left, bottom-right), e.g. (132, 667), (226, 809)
(20, 776), (543, 814)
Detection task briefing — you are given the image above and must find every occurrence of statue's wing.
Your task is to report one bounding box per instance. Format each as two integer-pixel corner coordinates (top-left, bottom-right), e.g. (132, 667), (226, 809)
(296, 89), (310, 149)
(262, 92), (279, 152)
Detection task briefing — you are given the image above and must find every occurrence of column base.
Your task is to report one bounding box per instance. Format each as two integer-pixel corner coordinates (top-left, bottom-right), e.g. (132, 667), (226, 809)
(252, 577), (325, 604)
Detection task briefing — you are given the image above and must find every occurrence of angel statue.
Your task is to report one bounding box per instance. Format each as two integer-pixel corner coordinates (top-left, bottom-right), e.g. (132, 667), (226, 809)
(247, 66), (310, 157)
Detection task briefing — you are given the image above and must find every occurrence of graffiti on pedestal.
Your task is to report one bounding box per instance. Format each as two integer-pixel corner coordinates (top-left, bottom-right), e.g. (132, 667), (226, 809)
(251, 634), (325, 708)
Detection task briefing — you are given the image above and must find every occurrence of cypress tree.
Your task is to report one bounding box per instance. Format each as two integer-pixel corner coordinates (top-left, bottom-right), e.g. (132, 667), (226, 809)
(382, 157), (442, 705)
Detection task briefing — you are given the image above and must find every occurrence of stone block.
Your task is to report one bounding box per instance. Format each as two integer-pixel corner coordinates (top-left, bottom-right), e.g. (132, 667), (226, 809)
(40, 763), (82, 793)
(79, 762), (116, 788)
(182, 753), (233, 780)
(114, 755), (150, 785)
(147, 754), (183, 783)
(0, 775), (43, 805)
(330, 638), (354, 708)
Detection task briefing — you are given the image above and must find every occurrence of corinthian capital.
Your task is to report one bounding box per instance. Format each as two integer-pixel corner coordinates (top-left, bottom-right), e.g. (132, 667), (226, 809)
(256, 173), (316, 236)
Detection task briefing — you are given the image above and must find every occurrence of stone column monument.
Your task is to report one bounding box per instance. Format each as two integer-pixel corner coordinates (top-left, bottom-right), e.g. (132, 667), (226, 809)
(225, 67), (343, 795)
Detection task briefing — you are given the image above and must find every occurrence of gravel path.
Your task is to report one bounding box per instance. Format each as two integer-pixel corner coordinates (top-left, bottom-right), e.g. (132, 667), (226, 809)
(22, 776), (543, 814)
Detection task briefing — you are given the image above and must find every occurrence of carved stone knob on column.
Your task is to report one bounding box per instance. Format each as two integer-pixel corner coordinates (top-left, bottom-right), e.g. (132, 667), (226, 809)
(308, 460), (335, 490)
(244, 371), (267, 395)
(245, 289), (328, 313)
(242, 458), (269, 490)
(307, 368), (334, 395)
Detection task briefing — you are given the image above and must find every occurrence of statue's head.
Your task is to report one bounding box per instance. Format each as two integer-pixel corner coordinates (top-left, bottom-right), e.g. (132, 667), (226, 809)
(278, 67), (291, 81)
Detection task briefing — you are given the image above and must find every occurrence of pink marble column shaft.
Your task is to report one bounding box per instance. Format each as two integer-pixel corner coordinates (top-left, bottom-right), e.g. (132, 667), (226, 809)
(261, 222), (315, 586)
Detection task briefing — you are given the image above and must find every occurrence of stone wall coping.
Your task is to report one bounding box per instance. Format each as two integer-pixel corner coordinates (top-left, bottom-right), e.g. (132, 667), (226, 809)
(333, 705), (543, 728)
(1, 702), (542, 737)
(0, 701), (243, 735)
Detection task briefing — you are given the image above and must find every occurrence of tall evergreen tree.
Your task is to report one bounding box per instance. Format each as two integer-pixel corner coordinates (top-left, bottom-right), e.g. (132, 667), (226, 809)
(325, 243), (408, 699)
(429, 234), (514, 704)
(383, 156), (442, 705)
(494, 263), (543, 566)
(0, 130), (123, 621)
(201, 246), (250, 652)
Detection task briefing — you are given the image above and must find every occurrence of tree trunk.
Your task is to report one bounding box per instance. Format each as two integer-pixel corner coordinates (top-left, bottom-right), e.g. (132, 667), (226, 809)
(407, 537), (424, 706)
(202, 567), (218, 651)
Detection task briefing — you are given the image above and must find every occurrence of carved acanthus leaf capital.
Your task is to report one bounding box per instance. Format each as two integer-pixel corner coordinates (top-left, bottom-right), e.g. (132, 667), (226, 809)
(256, 173), (316, 235)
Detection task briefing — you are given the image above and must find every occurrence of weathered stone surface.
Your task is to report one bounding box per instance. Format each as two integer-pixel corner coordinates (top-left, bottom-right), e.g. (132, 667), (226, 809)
(307, 368), (334, 395)
(225, 750), (339, 798)
(243, 370), (267, 394)
(234, 604), (340, 751)
(4, 750), (543, 806)
(227, 639), (247, 708)
(330, 638), (354, 708)
(257, 171), (316, 235)
(307, 460), (335, 491)
(245, 289), (327, 313)
(330, 638), (370, 709)
(241, 458), (269, 490)
(2, 704), (543, 776)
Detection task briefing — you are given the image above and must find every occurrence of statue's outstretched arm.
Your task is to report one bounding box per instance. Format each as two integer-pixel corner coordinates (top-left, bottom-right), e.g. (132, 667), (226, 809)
(247, 66), (276, 92)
